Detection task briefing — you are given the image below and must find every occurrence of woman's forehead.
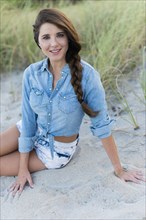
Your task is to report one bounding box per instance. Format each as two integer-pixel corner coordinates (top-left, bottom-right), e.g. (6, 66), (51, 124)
(39, 23), (64, 34)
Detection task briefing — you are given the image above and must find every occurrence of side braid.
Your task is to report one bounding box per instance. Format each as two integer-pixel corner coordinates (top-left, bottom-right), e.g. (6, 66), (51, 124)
(69, 55), (99, 117)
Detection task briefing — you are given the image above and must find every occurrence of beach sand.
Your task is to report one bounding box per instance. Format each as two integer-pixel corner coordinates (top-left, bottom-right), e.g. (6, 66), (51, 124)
(0, 68), (145, 220)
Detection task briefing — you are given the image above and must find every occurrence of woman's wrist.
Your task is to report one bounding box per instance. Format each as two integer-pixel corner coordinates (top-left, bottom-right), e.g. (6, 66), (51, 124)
(19, 152), (30, 170)
(114, 167), (128, 177)
(113, 163), (123, 173)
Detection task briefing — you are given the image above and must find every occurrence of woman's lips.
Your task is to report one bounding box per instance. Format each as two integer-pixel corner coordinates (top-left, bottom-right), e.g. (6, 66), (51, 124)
(50, 49), (61, 55)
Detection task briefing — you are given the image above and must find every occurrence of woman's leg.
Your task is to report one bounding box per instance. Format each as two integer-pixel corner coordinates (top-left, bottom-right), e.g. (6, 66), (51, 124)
(0, 125), (20, 156)
(0, 125), (46, 176)
(0, 150), (46, 176)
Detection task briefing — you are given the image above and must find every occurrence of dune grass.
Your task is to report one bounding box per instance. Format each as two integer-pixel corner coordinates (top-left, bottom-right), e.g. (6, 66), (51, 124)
(77, 0), (145, 89)
(1, 0), (145, 91)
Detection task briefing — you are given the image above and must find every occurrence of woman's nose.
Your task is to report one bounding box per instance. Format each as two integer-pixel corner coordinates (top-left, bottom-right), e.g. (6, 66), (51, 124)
(50, 37), (58, 46)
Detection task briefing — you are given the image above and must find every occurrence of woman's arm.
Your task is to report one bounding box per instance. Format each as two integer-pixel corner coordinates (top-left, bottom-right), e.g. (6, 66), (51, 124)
(18, 66), (37, 153)
(101, 135), (144, 183)
(101, 135), (122, 173)
(10, 152), (34, 195)
(83, 67), (144, 183)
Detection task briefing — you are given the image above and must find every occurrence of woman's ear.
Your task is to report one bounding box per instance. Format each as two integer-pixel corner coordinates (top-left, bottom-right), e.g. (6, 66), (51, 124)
(38, 42), (41, 49)
(37, 42), (41, 49)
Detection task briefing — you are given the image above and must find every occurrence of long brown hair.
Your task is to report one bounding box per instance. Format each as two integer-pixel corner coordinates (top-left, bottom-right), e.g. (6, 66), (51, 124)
(33, 8), (98, 117)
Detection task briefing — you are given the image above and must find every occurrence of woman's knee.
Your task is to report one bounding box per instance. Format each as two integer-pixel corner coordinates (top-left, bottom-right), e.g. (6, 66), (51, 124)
(0, 125), (20, 156)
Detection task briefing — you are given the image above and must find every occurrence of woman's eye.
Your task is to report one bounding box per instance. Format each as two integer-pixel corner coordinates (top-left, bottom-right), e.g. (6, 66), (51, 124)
(57, 33), (65, 38)
(42, 35), (50, 40)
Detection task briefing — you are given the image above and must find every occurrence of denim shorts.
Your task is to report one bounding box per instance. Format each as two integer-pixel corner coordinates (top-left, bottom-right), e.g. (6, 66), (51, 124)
(16, 121), (78, 169)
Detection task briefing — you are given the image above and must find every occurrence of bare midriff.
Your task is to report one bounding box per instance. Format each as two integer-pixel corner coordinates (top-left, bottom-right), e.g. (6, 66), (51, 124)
(54, 134), (78, 143)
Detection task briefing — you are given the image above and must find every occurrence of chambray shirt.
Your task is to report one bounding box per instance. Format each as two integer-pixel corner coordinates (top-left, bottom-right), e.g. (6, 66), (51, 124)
(18, 58), (114, 157)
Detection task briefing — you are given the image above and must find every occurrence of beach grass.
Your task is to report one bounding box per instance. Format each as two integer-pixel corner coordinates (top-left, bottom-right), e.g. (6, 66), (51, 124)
(1, 0), (145, 91)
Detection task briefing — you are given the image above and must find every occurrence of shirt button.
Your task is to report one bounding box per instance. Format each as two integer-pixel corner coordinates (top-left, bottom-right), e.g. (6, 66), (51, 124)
(48, 113), (51, 116)
(48, 122), (50, 125)
(64, 96), (66, 99)
(49, 100), (52, 103)
(49, 88), (51, 90)
(56, 88), (58, 90)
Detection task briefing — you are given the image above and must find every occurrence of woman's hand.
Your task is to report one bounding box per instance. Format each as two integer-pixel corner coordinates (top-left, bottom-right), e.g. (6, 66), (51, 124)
(114, 168), (145, 183)
(10, 168), (34, 196)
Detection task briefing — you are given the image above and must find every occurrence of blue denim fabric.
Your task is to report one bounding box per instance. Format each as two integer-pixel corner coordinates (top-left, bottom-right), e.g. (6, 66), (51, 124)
(18, 58), (114, 156)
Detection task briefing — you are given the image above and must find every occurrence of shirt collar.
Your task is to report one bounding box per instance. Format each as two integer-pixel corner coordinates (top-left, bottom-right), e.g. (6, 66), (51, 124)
(40, 58), (49, 72)
(40, 58), (70, 76)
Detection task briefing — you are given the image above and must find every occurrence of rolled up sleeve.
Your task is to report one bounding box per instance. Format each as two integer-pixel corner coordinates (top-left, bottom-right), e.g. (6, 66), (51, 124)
(18, 136), (36, 153)
(90, 111), (115, 139)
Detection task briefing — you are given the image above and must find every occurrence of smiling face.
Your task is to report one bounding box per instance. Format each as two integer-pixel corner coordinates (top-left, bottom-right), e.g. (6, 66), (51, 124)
(38, 23), (69, 66)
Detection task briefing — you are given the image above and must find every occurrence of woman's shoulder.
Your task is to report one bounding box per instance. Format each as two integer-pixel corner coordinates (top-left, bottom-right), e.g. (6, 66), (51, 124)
(23, 58), (47, 76)
(81, 59), (94, 70)
(81, 59), (100, 79)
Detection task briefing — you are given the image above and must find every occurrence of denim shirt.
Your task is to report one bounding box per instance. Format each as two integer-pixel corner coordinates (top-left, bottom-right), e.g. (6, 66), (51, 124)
(18, 58), (114, 157)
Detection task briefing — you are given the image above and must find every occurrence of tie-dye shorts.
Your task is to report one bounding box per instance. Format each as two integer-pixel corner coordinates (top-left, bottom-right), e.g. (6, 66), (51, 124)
(16, 121), (78, 169)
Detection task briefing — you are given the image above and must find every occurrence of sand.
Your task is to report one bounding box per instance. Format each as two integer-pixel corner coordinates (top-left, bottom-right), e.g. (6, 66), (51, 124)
(0, 68), (145, 220)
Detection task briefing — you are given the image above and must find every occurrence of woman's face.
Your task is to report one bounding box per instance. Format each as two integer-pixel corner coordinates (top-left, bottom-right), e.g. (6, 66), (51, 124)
(38, 23), (69, 65)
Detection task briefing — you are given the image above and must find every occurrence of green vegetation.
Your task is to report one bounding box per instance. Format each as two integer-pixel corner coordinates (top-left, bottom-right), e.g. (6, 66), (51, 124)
(2, 0), (81, 9)
(1, 0), (145, 91)
(115, 75), (140, 130)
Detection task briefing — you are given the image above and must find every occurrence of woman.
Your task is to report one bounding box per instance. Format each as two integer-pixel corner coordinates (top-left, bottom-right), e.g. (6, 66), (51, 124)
(0, 8), (144, 195)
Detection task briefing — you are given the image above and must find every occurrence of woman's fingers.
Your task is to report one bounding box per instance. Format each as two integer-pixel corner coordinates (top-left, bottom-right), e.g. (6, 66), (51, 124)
(9, 184), (15, 192)
(116, 169), (145, 184)
(129, 170), (145, 182)
(9, 181), (25, 196)
(12, 184), (20, 196)
(8, 171), (34, 196)
(127, 175), (140, 184)
(18, 185), (24, 195)
(27, 176), (34, 188)
(134, 173), (144, 180)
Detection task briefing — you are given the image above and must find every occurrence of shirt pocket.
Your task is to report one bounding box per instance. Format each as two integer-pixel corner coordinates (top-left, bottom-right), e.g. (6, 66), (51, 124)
(29, 88), (45, 110)
(58, 93), (80, 114)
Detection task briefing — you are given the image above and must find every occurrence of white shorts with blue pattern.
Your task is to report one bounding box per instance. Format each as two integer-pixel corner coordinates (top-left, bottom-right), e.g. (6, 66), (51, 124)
(16, 121), (78, 169)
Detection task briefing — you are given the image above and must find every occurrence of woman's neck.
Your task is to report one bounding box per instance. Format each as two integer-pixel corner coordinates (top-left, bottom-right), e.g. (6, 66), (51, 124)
(49, 61), (66, 77)
(48, 60), (67, 89)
